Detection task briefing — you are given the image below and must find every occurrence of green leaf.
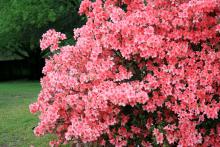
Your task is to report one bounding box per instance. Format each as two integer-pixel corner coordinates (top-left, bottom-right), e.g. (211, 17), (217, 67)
(48, 10), (56, 22)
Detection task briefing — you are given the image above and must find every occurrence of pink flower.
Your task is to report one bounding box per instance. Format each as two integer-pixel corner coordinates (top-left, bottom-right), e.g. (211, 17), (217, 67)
(29, 103), (39, 114)
(131, 126), (141, 134)
(40, 29), (66, 51)
(141, 141), (152, 147)
(153, 128), (164, 144)
(216, 24), (220, 32)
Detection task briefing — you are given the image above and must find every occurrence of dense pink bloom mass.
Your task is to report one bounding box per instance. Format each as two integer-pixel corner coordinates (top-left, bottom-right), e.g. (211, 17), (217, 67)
(31, 0), (220, 146)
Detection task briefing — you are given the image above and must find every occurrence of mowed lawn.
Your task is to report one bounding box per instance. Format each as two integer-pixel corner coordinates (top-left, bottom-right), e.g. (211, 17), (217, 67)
(0, 81), (62, 147)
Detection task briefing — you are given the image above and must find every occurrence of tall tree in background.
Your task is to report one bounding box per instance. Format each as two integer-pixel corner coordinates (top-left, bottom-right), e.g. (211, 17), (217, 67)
(0, 0), (85, 79)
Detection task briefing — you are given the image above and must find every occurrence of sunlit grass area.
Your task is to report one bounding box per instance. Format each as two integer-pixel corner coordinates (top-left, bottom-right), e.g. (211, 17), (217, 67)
(0, 81), (58, 147)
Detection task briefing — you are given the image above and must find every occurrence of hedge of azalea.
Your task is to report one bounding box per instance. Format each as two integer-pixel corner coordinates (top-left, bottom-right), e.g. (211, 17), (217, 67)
(30, 0), (220, 146)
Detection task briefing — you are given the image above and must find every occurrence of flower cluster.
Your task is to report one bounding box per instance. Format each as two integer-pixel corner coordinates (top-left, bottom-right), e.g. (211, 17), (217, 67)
(40, 29), (66, 51)
(31, 0), (220, 146)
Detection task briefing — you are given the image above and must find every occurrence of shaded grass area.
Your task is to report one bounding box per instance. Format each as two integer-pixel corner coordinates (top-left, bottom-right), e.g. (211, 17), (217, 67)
(0, 81), (62, 147)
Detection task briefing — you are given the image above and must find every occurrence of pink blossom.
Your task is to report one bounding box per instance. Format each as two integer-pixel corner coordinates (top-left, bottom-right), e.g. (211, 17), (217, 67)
(29, 103), (39, 114)
(131, 126), (141, 134)
(153, 128), (164, 144)
(40, 29), (66, 51)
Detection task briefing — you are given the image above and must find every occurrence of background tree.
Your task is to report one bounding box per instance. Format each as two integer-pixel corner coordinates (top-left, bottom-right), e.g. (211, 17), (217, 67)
(0, 0), (85, 79)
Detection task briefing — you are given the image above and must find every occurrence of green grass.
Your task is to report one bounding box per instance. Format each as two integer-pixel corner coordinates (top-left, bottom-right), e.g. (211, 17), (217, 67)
(0, 81), (67, 147)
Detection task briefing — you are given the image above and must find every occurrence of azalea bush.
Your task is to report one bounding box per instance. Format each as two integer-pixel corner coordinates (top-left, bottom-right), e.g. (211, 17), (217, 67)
(30, 0), (220, 146)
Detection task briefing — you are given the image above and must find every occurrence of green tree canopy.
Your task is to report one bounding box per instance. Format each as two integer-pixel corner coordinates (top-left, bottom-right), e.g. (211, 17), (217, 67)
(0, 0), (84, 48)
(0, 0), (85, 79)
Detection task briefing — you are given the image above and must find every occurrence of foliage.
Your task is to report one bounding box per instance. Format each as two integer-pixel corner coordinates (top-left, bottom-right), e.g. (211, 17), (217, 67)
(0, 0), (85, 79)
(30, 0), (220, 146)
(0, 0), (83, 48)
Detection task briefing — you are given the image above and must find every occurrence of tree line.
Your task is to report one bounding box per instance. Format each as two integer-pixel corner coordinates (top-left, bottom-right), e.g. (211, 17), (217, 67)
(0, 0), (85, 79)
